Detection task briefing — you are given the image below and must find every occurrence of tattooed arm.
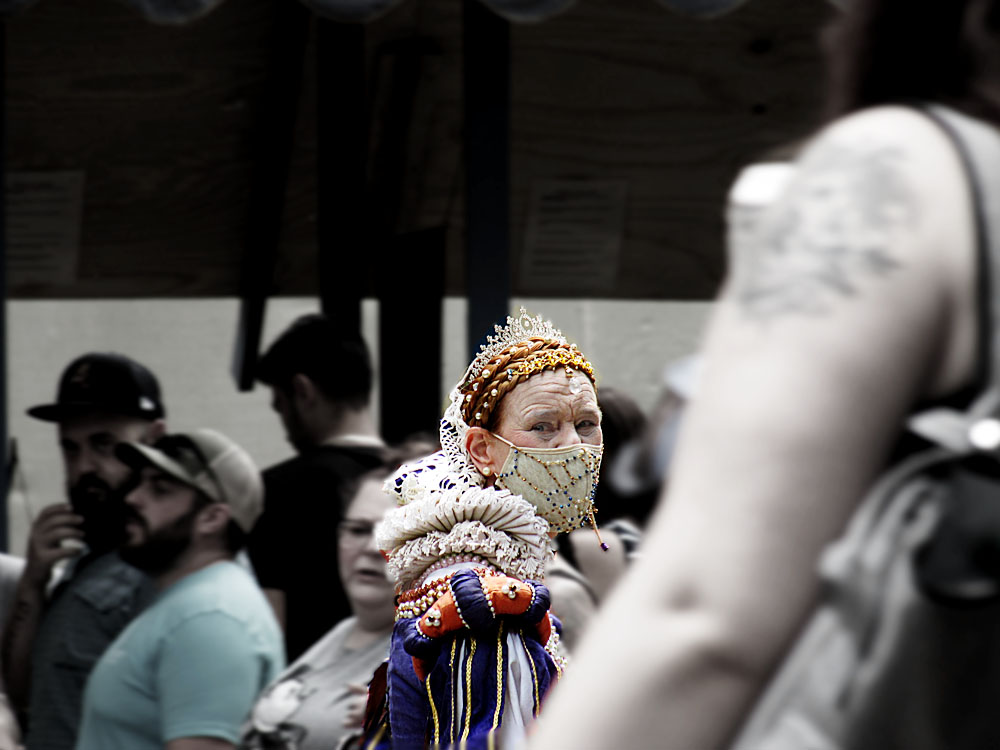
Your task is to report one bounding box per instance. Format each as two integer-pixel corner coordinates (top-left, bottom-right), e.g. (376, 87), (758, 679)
(527, 107), (978, 749)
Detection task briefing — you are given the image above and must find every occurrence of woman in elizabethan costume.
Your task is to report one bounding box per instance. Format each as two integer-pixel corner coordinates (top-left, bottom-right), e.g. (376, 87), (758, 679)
(368, 310), (605, 749)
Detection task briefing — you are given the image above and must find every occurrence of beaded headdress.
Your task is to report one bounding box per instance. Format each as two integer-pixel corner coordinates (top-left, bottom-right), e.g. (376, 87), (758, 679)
(463, 310), (589, 388)
(384, 308), (596, 507)
(379, 309), (608, 586)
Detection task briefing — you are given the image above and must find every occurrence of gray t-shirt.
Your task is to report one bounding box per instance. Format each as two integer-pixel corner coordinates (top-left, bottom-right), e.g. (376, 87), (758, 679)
(241, 616), (390, 750)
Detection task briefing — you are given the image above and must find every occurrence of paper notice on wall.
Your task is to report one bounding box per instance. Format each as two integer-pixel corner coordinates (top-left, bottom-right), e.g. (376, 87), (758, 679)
(521, 180), (627, 294)
(6, 171), (85, 285)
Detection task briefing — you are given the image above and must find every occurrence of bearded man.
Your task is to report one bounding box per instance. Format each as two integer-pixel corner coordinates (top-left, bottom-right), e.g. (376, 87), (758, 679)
(75, 429), (283, 750)
(2, 353), (166, 750)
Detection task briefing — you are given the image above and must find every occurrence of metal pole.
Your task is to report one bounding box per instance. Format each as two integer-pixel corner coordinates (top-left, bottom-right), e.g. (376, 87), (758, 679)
(232, 1), (310, 391)
(0, 21), (9, 552)
(316, 19), (365, 337)
(463, 0), (511, 358)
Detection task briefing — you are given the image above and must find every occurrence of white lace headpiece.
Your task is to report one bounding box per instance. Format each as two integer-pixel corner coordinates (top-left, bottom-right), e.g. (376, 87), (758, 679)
(378, 309), (590, 587)
(383, 308), (579, 506)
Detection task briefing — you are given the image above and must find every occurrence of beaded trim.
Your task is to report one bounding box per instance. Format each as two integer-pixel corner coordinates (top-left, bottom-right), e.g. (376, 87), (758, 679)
(396, 574), (454, 622)
(422, 553), (497, 582)
(501, 348), (594, 383)
(544, 615), (569, 677)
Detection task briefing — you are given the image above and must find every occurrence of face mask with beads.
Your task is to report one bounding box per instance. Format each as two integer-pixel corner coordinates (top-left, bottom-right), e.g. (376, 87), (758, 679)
(490, 433), (604, 536)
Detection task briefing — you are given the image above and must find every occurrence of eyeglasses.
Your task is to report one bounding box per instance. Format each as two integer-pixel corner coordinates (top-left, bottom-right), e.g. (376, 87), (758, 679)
(337, 519), (376, 547)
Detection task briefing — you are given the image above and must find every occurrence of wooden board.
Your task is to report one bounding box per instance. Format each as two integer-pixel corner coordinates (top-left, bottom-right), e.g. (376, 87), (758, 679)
(6, 0), (832, 300)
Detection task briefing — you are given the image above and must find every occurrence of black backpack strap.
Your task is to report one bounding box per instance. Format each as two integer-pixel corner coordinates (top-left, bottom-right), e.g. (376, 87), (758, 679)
(906, 107), (1000, 447)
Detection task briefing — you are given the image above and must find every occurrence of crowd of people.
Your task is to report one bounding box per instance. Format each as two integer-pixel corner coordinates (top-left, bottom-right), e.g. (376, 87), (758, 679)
(0, 308), (664, 750)
(1, 0), (998, 747)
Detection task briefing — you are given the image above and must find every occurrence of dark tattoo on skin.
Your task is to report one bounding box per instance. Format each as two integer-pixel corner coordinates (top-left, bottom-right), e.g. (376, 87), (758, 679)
(736, 142), (917, 320)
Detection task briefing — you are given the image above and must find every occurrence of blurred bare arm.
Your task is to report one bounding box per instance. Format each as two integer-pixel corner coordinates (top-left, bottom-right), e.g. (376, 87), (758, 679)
(527, 107), (978, 750)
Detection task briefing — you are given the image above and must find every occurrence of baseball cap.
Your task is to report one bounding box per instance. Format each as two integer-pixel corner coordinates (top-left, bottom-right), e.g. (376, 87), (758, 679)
(27, 352), (165, 423)
(115, 429), (263, 534)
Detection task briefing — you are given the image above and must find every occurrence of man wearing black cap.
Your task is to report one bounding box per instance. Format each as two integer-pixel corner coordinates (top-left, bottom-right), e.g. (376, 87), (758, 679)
(75, 429), (283, 750)
(250, 314), (387, 661)
(1, 352), (165, 750)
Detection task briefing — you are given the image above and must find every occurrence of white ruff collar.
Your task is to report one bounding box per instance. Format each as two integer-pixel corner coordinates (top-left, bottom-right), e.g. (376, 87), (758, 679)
(375, 485), (551, 592)
(378, 308), (574, 591)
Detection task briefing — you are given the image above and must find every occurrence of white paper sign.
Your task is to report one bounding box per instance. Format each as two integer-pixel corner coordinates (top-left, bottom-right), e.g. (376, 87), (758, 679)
(521, 180), (627, 294)
(6, 171), (85, 286)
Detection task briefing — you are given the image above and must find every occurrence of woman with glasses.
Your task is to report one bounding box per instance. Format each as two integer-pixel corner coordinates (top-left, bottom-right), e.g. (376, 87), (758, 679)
(240, 462), (404, 750)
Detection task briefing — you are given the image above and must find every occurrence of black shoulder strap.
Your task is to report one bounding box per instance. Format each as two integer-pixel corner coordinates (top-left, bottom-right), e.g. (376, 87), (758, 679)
(911, 106), (1000, 427)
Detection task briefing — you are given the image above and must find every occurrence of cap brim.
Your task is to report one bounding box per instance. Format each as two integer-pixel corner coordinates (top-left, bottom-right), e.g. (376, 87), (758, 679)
(27, 401), (160, 423)
(26, 404), (63, 422)
(26, 403), (89, 422)
(115, 442), (200, 490)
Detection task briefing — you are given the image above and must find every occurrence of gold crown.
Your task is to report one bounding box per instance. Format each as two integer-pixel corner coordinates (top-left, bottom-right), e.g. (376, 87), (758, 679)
(467, 308), (569, 381)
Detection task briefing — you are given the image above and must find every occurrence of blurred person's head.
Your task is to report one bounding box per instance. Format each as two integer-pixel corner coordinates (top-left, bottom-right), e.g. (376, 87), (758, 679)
(591, 387), (649, 526)
(27, 352), (167, 552)
(116, 430), (262, 579)
(824, 0), (1000, 125)
(337, 476), (396, 630)
(606, 356), (702, 529)
(257, 314), (374, 452)
(595, 388), (646, 473)
(339, 442), (438, 630)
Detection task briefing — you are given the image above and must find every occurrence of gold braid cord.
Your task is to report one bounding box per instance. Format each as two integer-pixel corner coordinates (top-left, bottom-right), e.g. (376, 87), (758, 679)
(460, 338), (596, 429)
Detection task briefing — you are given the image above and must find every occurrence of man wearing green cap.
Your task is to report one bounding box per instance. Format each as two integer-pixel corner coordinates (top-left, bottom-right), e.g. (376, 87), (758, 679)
(74, 429), (284, 750)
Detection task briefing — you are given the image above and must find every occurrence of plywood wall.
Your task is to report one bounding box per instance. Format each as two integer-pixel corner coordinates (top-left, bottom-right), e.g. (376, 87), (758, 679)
(6, 0), (831, 300)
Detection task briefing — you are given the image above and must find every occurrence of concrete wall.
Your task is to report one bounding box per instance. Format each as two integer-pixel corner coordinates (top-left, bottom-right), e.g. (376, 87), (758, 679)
(5, 297), (712, 554)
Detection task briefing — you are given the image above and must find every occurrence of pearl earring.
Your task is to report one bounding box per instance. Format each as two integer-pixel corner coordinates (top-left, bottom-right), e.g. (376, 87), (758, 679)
(482, 467), (492, 477)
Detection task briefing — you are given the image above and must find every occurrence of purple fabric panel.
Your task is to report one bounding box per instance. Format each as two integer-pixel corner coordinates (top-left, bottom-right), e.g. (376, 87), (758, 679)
(301, 0), (576, 23)
(297, 0), (404, 23)
(386, 620), (431, 749)
(0, 0), (787, 23)
(115, 0), (226, 24)
(653, 0), (750, 19)
(387, 619), (559, 749)
(477, 0), (576, 23)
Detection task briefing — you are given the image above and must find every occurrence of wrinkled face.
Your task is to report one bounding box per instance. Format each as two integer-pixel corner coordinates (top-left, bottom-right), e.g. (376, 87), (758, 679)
(59, 413), (156, 549)
(270, 386), (309, 452)
(121, 466), (202, 575)
(337, 478), (394, 615)
(493, 369), (603, 452)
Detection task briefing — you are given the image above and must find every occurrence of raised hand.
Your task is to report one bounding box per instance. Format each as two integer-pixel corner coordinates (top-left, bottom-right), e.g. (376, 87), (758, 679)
(22, 504), (84, 590)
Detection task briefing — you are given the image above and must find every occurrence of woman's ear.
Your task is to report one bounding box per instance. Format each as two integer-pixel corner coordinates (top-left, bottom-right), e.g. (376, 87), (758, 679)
(465, 427), (506, 482)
